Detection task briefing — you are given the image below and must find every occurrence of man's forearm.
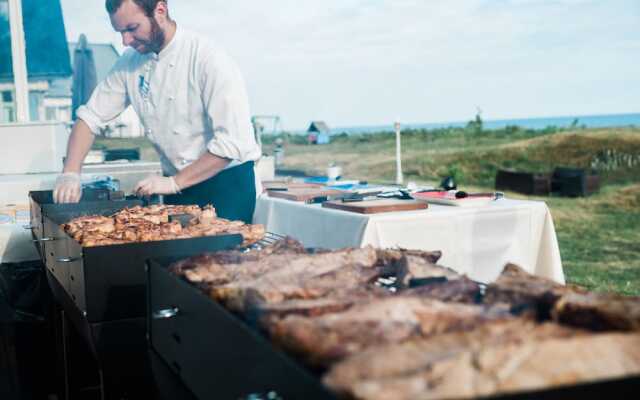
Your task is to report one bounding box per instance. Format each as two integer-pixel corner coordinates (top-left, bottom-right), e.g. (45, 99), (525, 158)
(174, 152), (231, 190)
(63, 119), (96, 173)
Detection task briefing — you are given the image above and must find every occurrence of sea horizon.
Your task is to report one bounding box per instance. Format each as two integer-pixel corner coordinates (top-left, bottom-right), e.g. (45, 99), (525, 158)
(291, 112), (640, 135)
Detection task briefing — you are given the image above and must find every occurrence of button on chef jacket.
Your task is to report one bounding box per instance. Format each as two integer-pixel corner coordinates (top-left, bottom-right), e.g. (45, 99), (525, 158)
(76, 26), (262, 177)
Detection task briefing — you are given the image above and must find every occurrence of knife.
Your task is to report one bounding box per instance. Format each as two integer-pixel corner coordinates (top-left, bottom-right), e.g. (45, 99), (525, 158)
(455, 191), (504, 200)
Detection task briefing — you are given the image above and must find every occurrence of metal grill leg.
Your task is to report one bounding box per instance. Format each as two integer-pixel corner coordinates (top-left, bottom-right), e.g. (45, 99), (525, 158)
(60, 310), (70, 400)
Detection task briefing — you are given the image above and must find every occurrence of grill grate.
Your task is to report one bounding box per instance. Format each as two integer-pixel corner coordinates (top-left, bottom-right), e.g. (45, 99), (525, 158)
(242, 232), (287, 252)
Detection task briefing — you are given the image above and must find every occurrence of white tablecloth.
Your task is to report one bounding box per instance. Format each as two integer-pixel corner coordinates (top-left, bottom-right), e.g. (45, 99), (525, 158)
(253, 196), (564, 284)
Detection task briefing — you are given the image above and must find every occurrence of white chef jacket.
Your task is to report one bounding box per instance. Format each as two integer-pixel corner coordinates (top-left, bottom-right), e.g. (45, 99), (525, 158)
(77, 26), (262, 177)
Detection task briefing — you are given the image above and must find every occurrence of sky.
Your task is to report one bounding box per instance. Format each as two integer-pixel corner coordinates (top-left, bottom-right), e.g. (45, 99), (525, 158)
(59, 0), (640, 131)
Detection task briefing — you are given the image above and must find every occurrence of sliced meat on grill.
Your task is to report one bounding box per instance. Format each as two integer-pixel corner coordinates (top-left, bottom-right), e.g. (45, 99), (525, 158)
(375, 249), (442, 276)
(324, 318), (583, 398)
(255, 236), (307, 255)
(181, 252), (299, 286)
(170, 237), (307, 277)
(394, 254), (461, 287)
(266, 297), (510, 368)
(251, 288), (391, 323)
(391, 254), (482, 303)
(210, 247), (381, 312)
(552, 291), (640, 332)
(325, 328), (639, 400)
(400, 277), (482, 304)
(483, 263), (578, 318)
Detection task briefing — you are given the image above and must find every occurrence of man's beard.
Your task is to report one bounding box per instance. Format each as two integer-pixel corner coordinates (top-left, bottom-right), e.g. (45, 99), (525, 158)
(135, 17), (165, 54)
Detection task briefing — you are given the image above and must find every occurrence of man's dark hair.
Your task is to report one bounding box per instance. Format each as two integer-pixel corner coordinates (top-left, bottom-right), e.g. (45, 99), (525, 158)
(105, 0), (166, 17)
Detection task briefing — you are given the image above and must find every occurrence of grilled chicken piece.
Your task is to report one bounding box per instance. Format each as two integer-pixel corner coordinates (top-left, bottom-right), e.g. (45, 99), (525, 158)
(62, 204), (264, 247)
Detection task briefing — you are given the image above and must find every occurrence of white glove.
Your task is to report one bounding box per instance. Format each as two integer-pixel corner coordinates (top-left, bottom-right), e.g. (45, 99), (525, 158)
(53, 172), (82, 204)
(134, 175), (181, 196)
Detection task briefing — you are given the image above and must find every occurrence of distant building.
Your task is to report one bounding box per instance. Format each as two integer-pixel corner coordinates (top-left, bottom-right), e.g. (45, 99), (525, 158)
(0, 0), (72, 123)
(307, 121), (331, 145)
(0, 0), (142, 136)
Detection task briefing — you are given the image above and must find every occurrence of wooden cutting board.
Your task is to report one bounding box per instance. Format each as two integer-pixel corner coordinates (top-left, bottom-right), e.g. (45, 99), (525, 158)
(267, 187), (345, 202)
(322, 199), (428, 214)
(263, 181), (323, 190)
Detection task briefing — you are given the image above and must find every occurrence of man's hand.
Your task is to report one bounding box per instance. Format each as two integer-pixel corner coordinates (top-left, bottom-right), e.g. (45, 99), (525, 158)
(134, 175), (181, 196)
(53, 172), (82, 204)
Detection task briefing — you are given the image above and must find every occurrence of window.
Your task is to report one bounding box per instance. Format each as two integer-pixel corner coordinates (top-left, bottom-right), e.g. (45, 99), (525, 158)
(1, 0), (15, 123)
(45, 106), (57, 121)
(28, 91), (42, 121)
(2, 90), (12, 102)
(2, 105), (14, 123)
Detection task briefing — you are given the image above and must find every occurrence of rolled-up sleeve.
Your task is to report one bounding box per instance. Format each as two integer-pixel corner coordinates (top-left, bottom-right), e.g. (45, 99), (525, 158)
(200, 48), (260, 162)
(76, 52), (131, 134)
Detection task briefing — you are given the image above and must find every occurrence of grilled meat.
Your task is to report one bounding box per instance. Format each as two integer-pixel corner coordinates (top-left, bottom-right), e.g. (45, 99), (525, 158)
(552, 291), (640, 332)
(266, 297), (510, 367)
(208, 247), (381, 312)
(62, 204), (265, 247)
(325, 324), (640, 400)
(324, 318), (582, 398)
(483, 263), (576, 318)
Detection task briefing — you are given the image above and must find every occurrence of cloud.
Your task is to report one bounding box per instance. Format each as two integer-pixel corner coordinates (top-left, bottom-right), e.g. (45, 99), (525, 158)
(60, 0), (640, 129)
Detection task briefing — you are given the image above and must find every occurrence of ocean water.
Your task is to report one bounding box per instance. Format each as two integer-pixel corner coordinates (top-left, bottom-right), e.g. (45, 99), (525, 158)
(325, 112), (640, 135)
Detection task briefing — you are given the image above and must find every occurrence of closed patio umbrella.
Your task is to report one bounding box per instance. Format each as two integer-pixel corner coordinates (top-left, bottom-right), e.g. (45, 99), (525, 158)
(71, 34), (97, 120)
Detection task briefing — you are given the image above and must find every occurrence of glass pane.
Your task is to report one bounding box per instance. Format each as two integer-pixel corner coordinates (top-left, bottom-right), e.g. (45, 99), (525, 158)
(0, 0), (11, 78)
(0, 0), (15, 123)
(28, 90), (41, 121)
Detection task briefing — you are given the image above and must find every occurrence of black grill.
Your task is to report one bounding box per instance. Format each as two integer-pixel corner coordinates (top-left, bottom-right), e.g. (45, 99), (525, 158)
(147, 243), (640, 400)
(29, 190), (243, 399)
(147, 255), (335, 400)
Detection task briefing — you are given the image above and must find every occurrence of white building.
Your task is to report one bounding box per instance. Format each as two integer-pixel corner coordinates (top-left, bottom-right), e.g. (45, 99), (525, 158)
(0, 0), (142, 136)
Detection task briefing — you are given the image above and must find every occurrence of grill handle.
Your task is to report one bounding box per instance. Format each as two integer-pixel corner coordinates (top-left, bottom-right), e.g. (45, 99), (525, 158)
(240, 390), (282, 400)
(242, 392), (283, 400)
(56, 257), (81, 263)
(33, 237), (57, 242)
(152, 307), (180, 320)
(23, 224), (35, 230)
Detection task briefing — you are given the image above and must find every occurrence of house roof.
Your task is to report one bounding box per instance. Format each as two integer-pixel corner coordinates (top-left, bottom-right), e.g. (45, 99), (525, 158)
(308, 121), (330, 133)
(0, 0), (72, 82)
(47, 41), (119, 98)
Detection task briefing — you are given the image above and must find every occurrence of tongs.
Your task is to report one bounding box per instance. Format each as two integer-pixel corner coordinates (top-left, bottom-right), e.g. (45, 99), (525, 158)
(124, 193), (162, 206)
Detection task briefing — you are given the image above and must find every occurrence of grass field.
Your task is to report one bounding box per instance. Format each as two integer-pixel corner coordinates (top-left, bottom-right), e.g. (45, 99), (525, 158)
(95, 126), (640, 295)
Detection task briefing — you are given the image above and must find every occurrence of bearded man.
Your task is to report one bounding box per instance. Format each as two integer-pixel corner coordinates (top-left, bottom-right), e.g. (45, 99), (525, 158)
(54, 0), (261, 223)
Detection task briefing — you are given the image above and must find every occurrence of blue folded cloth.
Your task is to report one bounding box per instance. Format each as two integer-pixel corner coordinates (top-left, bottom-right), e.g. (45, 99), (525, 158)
(82, 176), (120, 192)
(304, 176), (330, 184)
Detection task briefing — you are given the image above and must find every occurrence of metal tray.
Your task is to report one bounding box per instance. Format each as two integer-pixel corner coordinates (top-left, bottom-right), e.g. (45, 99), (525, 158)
(28, 189), (137, 262)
